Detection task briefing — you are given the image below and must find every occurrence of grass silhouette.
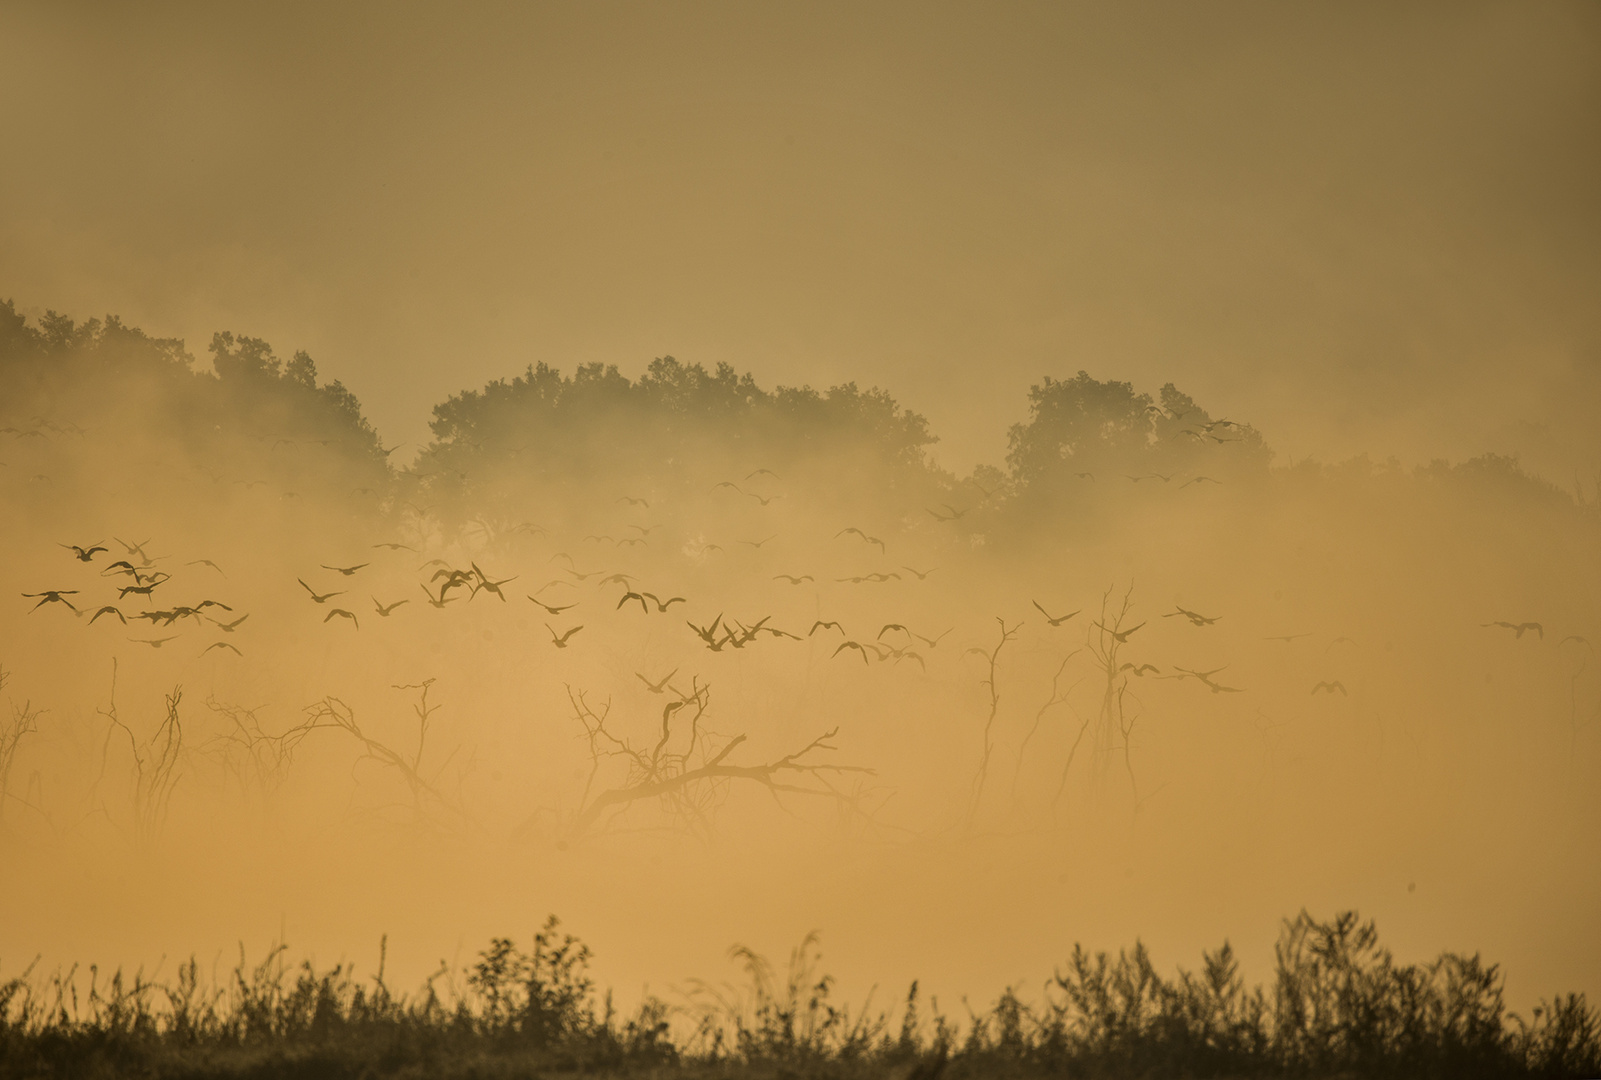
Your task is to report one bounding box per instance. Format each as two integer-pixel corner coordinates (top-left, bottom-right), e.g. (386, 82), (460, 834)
(2, 911), (1597, 1078)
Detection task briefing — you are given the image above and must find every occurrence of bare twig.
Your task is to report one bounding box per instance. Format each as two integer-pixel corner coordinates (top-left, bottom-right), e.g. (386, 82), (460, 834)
(967, 617), (1021, 823)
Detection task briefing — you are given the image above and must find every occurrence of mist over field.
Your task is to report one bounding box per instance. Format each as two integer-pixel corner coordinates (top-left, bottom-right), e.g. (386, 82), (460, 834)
(1, 3), (1598, 1076)
(2, 303), (1595, 1014)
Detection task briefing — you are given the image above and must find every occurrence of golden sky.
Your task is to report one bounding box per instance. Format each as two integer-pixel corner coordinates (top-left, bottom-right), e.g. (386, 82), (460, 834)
(3, 0), (1597, 473)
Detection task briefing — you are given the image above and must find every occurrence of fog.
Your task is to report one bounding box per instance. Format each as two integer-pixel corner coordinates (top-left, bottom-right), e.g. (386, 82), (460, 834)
(1, 0), (1598, 1032)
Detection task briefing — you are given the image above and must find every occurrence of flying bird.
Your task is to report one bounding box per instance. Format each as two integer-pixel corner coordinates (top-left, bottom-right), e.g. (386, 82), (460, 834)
(1032, 601), (1080, 627)
(60, 542), (107, 562)
(773, 574), (814, 585)
(324, 608), (359, 629)
(1263, 633), (1313, 643)
(636, 669), (679, 694)
(212, 613), (250, 632)
(901, 566), (939, 580)
(833, 640), (879, 665)
(1482, 621), (1543, 640)
(1312, 681), (1347, 696)
(373, 597), (410, 617)
(912, 628), (952, 648)
(420, 583), (458, 609)
(203, 641), (242, 657)
(322, 563), (369, 576)
(1094, 621), (1146, 643)
(187, 558), (227, 576)
(643, 592), (687, 612)
(299, 579), (345, 603)
(1163, 606), (1219, 626)
(809, 620), (844, 637)
(527, 596), (577, 615)
(835, 527), (886, 552)
(372, 542), (416, 552)
(130, 636), (177, 649)
(87, 605), (126, 625)
(23, 590), (78, 612)
(547, 623), (584, 648)
(470, 564), (516, 601)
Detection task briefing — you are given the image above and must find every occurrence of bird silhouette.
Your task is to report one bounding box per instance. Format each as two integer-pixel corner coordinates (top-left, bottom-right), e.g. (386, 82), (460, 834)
(687, 615), (726, 651)
(878, 623), (909, 640)
(773, 574), (814, 584)
(912, 628), (952, 648)
(740, 534), (778, 548)
(87, 605), (126, 625)
(131, 636), (177, 648)
(617, 591), (650, 614)
(636, 669), (679, 694)
(324, 608), (359, 629)
(1094, 621), (1146, 643)
(321, 563), (369, 576)
(470, 564), (516, 601)
(373, 597), (410, 616)
(1120, 663), (1161, 677)
(833, 641), (880, 665)
(836, 528), (886, 553)
(1482, 621), (1543, 639)
(299, 579), (345, 603)
(24, 590), (79, 612)
(809, 620), (845, 637)
(1180, 476), (1220, 488)
(926, 504), (969, 521)
(212, 613), (250, 632)
(746, 492), (782, 506)
(187, 558), (227, 575)
(901, 566), (939, 580)
(745, 468), (781, 480)
(60, 542), (107, 562)
(372, 542), (416, 552)
(117, 579), (167, 600)
(203, 641), (242, 657)
(617, 495), (650, 507)
(1032, 601), (1080, 627)
(547, 623), (584, 648)
(1312, 681), (1347, 696)
(643, 592), (687, 612)
(1263, 633), (1313, 643)
(1163, 606), (1219, 626)
(420, 583), (458, 609)
(113, 537), (156, 565)
(527, 596), (577, 615)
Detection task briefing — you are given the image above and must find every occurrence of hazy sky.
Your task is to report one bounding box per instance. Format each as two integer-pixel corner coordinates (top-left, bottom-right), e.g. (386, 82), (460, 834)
(3, 0), (1598, 474)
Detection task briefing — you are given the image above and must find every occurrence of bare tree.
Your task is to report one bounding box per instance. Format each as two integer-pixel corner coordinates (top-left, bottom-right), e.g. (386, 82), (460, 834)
(561, 680), (873, 837)
(302, 680), (468, 827)
(95, 662), (184, 844)
(200, 697), (326, 805)
(966, 617), (1021, 823)
(0, 664), (45, 823)
(1012, 647), (1082, 805)
(1084, 585), (1144, 804)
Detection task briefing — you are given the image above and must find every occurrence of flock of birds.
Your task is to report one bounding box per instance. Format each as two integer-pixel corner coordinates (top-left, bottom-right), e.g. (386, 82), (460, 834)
(19, 481), (1585, 705)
